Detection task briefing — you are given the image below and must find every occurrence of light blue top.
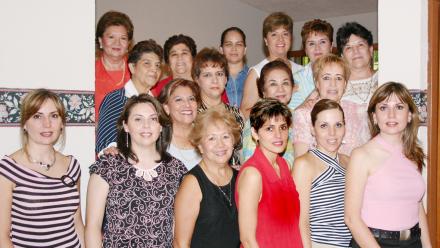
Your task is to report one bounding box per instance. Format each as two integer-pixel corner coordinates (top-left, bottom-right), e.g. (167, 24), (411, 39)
(288, 63), (315, 110)
(226, 64), (249, 108)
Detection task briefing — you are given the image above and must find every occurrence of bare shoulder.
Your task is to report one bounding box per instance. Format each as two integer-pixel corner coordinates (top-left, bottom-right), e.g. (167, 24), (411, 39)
(338, 154), (350, 169)
(292, 153), (315, 174)
(239, 166), (262, 181)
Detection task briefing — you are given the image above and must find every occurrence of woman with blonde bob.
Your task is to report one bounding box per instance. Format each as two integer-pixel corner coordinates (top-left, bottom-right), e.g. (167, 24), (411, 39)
(345, 82), (431, 247)
(174, 106), (241, 248)
(0, 89), (84, 247)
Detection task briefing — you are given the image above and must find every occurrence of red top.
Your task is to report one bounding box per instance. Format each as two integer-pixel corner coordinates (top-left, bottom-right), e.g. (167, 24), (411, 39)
(151, 75), (229, 104)
(235, 147), (302, 248)
(95, 57), (131, 121)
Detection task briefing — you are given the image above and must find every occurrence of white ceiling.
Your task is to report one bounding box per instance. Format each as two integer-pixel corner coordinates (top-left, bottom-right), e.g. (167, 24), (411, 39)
(238, 0), (378, 21)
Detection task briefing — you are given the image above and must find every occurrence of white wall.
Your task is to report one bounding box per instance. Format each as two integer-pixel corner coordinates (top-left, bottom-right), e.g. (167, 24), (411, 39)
(96, 0), (267, 66)
(378, 0), (428, 202)
(293, 11), (378, 50)
(0, 0), (95, 214)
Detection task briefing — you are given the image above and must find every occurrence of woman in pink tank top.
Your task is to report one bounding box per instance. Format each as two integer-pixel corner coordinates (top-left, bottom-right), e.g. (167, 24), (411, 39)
(345, 82), (431, 248)
(236, 98), (302, 248)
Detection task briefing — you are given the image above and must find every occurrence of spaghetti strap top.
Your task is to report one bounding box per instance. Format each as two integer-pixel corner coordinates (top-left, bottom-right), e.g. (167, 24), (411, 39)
(361, 135), (425, 231)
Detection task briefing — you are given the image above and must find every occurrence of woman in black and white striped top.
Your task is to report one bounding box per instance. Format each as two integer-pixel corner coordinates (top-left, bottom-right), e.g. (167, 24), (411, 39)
(292, 99), (352, 248)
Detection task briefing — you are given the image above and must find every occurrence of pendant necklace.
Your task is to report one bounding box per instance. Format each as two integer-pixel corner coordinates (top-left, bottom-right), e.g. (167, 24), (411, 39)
(24, 147), (57, 171)
(201, 161), (232, 207)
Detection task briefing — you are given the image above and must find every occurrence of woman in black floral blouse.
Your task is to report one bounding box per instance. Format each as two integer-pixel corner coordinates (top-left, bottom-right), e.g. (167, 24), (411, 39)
(85, 94), (187, 247)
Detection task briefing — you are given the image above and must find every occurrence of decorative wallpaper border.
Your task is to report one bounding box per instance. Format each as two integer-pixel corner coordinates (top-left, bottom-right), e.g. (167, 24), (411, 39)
(0, 88), (95, 127)
(0, 87), (429, 127)
(409, 89), (428, 126)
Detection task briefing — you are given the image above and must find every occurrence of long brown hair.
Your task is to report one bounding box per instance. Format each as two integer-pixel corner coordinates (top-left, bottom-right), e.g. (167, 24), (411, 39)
(367, 82), (425, 169)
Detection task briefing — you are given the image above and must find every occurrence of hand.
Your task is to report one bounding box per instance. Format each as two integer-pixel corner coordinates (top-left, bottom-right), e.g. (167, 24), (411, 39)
(103, 146), (119, 156)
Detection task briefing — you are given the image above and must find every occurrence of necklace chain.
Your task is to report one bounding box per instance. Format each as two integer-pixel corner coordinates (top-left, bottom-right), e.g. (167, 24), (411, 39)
(200, 161), (233, 207)
(102, 56), (126, 86)
(216, 182), (232, 207)
(24, 147), (56, 171)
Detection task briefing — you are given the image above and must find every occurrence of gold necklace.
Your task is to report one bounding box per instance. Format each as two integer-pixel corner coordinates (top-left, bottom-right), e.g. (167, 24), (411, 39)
(101, 56), (126, 86)
(24, 147), (57, 171)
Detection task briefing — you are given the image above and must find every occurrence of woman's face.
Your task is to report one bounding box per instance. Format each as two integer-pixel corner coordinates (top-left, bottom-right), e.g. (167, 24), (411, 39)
(198, 122), (234, 165)
(252, 115), (289, 156)
(342, 34), (373, 71)
(24, 99), (63, 146)
(316, 63), (347, 102)
(262, 68), (294, 104)
(196, 65), (227, 101)
(304, 32), (332, 63)
(129, 52), (162, 89)
(264, 27), (291, 59)
(123, 102), (162, 149)
(312, 108), (345, 155)
(221, 30), (246, 65)
(373, 94), (412, 137)
(99, 25), (129, 59)
(163, 86), (198, 125)
(168, 43), (193, 78)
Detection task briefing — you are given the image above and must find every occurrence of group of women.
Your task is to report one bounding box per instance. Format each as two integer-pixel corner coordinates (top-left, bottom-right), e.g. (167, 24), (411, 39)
(0, 9), (431, 248)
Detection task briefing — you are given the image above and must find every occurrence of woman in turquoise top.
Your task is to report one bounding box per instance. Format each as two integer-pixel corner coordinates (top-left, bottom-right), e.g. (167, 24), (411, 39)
(241, 59), (295, 167)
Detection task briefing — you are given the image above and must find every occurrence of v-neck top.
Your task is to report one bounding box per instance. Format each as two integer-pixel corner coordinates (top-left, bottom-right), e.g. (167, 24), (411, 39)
(236, 147), (302, 248)
(0, 155), (81, 247)
(361, 135), (425, 231)
(189, 165), (240, 248)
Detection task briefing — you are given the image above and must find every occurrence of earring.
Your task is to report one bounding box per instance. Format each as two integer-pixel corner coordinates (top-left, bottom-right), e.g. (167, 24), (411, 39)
(126, 132), (129, 147)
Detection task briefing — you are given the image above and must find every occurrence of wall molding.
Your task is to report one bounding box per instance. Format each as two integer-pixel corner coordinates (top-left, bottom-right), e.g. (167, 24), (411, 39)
(0, 87), (95, 127)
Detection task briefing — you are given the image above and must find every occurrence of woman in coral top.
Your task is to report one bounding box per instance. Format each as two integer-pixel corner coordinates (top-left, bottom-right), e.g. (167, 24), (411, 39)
(95, 11), (133, 121)
(345, 82), (431, 247)
(236, 98), (302, 248)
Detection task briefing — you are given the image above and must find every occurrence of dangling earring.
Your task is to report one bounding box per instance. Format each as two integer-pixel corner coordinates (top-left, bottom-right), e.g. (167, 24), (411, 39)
(126, 132), (129, 147)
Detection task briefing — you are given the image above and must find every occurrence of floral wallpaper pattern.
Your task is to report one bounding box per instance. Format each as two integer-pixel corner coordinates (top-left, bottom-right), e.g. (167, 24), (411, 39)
(0, 88), (429, 127)
(0, 88), (95, 126)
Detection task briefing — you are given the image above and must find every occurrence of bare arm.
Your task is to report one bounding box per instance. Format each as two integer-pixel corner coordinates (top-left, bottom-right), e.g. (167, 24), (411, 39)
(85, 174), (109, 247)
(173, 175), (202, 248)
(237, 167), (262, 248)
(418, 202), (432, 248)
(74, 180), (85, 247)
(292, 157), (313, 248)
(240, 69), (259, 119)
(0, 175), (14, 248)
(344, 148), (380, 248)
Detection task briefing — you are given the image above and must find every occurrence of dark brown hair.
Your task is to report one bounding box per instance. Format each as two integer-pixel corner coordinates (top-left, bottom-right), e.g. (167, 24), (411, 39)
(157, 78), (202, 108)
(250, 98), (292, 132)
(163, 34), (197, 64)
(367, 82), (425, 169)
(257, 59), (294, 98)
(311, 99), (345, 126)
(128, 39), (163, 65)
(116, 94), (172, 163)
(301, 19), (333, 49)
(95, 11), (134, 57)
(192, 47), (229, 79)
(220, 27), (247, 47)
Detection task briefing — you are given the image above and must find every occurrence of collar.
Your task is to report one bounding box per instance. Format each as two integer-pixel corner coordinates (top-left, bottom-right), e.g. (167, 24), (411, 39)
(124, 79), (153, 98)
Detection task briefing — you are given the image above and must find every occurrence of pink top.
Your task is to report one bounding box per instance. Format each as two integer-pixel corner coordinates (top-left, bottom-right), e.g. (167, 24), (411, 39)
(361, 135), (425, 231)
(292, 99), (370, 155)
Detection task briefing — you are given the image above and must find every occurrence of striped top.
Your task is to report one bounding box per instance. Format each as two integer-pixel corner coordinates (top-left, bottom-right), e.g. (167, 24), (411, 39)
(95, 86), (128, 154)
(0, 155), (81, 248)
(309, 149), (351, 247)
